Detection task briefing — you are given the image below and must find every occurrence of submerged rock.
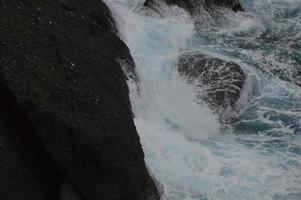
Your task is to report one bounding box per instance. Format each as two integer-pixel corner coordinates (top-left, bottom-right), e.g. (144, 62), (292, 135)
(211, 0), (244, 12)
(177, 52), (246, 113)
(0, 0), (158, 200)
(144, 0), (244, 14)
(144, 0), (194, 12)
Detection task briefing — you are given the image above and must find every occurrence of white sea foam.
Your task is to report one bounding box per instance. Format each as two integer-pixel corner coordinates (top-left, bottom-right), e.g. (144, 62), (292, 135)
(106, 0), (301, 199)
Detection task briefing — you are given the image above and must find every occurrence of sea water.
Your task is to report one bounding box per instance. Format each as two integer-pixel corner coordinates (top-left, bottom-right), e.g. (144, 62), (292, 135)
(105, 0), (301, 199)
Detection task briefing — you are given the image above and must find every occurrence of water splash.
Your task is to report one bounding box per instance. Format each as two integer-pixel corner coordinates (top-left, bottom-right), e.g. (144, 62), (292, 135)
(105, 0), (301, 199)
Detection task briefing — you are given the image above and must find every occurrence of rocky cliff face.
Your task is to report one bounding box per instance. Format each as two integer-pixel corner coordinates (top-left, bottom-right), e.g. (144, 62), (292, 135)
(0, 0), (158, 200)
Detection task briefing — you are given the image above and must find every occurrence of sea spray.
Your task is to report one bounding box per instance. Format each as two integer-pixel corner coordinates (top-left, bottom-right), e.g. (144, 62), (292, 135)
(106, 0), (301, 199)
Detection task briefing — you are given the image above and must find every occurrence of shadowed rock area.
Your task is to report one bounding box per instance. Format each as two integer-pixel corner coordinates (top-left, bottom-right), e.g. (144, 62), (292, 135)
(144, 0), (244, 14)
(0, 86), (73, 200)
(0, 0), (158, 200)
(177, 52), (246, 113)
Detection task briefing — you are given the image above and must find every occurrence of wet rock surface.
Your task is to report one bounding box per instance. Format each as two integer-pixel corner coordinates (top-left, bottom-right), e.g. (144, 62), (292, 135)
(177, 52), (246, 113)
(0, 0), (158, 200)
(144, 0), (244, 14)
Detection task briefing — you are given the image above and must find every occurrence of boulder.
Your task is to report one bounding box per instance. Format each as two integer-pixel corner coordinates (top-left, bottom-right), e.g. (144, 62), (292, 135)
(0, 0), (158, 200)
(144, 0), (244, 14)
(177, 52), (246, 113)
(144, 0), (195, 12)
(211, 0), (244, 12)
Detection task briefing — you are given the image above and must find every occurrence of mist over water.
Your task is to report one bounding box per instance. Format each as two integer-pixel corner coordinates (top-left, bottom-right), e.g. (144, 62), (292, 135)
(106, 0), (301, 199)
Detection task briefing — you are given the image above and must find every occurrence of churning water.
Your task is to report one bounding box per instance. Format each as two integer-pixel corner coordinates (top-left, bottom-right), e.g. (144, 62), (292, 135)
(105, 0), (301, 199)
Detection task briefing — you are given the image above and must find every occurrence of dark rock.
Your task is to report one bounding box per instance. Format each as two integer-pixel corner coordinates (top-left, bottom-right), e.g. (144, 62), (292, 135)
(144, 0), (244, 14)
(0, 0), (158, 200)
(177, 52), (246, 113)
(0, 134), (53, 200)
(211, 0), (244, 12)
(0, 86), (81, 200)
(144, 0), (194, 12)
